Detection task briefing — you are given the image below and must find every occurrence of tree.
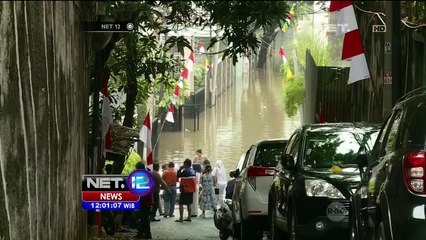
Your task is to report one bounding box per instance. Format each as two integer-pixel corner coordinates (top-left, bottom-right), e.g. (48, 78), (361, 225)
(96, 1), (298, 128)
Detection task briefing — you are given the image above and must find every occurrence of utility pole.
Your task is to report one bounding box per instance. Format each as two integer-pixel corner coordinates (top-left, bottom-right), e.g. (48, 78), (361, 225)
(207, 26), (213, 108)
(392, 1), (402, 105)
(382, 1), (393, 119)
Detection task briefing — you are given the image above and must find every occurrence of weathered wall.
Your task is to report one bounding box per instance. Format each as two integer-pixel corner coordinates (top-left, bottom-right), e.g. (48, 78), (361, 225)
(0, 1), (90, 239)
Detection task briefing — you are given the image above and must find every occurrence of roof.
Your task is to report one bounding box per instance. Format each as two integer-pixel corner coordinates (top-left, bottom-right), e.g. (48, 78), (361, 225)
(304, 122), (381, 133)
(394, 86), (426, 109)
(252, 138), (287, 146)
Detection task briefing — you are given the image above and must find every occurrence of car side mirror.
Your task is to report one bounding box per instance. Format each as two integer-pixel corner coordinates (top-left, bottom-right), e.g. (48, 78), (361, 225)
(281, 154), (295, 170)
(229, 170), (235, 178)
(356, 154), (368, 178)
(233, 169), (240, 178)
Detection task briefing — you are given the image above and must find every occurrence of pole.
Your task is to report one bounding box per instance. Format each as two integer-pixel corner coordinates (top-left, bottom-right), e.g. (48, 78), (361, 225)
(91, 52), (101, 174)
(392, 1), (401, 105)
(382, 1), (393, 119)
(152, 115), (168, 151)
(208, 26), (213, 108)
(89, 50), (101, 233)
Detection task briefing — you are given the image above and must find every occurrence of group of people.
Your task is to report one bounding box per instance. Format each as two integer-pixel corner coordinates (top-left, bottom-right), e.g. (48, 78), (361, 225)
(175, 149), (228, 221)
(103, 149), (228, 239)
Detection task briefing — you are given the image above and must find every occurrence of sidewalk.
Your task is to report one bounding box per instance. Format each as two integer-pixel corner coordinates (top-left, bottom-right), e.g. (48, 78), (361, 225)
(97, 209), (221, 240)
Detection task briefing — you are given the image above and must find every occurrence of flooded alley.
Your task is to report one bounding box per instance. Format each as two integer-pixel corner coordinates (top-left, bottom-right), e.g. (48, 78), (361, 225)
(157, 64), (301, 172)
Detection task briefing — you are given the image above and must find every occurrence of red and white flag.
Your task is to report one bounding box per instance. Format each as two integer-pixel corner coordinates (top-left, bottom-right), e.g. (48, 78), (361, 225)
(279, 47), (288, 64)
(165, 103), (175, 123)
(168, 51), (195, 123)
(102, 78), (113, 157)
(330, 1), (370, 84)
(140, 112), (153, 167)
(199, 41), (205, 53)
(186, 52), (195, 72)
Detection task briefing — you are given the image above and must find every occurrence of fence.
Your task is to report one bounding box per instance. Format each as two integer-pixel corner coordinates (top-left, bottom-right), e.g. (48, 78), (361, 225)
(304, 50), (379, 124)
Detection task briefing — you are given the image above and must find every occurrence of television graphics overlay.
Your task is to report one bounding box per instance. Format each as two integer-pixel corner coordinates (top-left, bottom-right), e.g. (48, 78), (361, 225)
(82, 169), (155, 210)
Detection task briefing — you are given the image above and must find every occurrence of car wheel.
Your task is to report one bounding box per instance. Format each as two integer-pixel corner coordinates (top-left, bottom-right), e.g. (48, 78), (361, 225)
(232, 211), (240, 239)
(375, 222), (386, 240)
(270, 206), (284, 240)
(350, 210), (358, 240)
(219, 230), (230, 240)
(240, 218), (260, 240)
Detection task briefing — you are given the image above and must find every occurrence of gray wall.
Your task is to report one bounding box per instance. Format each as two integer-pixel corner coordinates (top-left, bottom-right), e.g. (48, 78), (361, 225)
(0, 2), (89, 239)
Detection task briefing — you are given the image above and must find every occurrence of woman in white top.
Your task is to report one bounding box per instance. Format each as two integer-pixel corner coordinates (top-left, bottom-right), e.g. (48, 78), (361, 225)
(212, 160), (227, 207)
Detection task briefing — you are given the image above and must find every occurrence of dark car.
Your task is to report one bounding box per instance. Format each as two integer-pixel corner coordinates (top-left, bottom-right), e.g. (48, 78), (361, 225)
(268, 123), (380, 240)
(350, 87), (426, 240)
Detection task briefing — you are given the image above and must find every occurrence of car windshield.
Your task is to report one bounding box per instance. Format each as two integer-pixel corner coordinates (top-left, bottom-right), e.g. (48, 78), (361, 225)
(303, 129), (379, 170)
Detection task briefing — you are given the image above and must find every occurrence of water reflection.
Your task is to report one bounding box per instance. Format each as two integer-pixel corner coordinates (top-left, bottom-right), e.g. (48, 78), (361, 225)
(158, 68), (301, 173)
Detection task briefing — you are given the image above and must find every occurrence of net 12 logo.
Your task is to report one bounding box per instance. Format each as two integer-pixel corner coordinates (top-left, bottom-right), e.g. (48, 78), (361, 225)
(81, 169), (154, 210)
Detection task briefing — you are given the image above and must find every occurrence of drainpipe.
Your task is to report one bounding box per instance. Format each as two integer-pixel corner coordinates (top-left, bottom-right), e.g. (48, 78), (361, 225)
(89, 1), (113, 237)
(382, 1), (393, 119)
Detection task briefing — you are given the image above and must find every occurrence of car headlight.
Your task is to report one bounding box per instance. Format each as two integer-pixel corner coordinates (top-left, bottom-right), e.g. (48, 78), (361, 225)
(305, 179), (345, 199)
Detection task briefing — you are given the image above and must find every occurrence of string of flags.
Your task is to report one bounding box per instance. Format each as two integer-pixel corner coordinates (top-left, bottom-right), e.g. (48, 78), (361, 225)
(199, 41), (210, 72)
(166, 51), (195, 123)
(278, 47), (293, 80)
(282, 5), (295, 32)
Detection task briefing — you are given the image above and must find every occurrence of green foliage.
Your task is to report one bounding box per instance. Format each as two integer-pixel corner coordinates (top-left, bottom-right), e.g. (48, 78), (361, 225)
(195, 1), (292, 64)
(282, 73), (305, 117)
(292, 28), (330, 68)
(194, 64), (206, 91)
(102, 1), (298, 126)
(401, 1), (426, 24)
(122, 150), (142, 175)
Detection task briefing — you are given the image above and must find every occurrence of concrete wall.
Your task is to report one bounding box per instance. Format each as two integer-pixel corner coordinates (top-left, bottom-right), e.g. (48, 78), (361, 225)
(0, 2), (90, 239)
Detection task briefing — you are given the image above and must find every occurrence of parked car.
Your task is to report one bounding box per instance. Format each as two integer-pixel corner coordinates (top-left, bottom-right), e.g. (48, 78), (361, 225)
(350, 87), (426, 240)
(232, 139), (288, 240)
(268, 123), (380, 240)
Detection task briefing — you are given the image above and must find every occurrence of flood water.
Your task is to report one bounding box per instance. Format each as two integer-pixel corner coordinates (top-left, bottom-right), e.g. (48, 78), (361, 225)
(157, 65), (301, 173)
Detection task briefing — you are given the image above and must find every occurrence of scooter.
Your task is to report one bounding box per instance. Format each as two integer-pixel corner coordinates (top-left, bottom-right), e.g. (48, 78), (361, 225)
(214, 199), (233, 240)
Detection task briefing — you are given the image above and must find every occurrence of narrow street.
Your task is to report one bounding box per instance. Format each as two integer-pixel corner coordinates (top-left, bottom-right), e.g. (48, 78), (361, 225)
(97, 210), (220, 240)
(1, 1), (426, 240)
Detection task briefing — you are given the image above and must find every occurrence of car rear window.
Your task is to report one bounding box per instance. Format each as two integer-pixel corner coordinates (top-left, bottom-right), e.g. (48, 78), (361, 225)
(401, 105), (426, 148)
(253, 142), (286, 167)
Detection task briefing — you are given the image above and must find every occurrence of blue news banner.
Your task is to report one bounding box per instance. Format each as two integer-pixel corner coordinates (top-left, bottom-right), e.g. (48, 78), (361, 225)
(82, 201), (139, 210)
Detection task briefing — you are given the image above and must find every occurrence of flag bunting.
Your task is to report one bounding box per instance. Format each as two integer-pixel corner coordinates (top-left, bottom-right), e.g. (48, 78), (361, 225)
(329, 1), (370, 84)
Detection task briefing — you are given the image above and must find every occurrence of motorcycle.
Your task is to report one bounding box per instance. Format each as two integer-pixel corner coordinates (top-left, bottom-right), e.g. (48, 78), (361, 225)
(214, 199), (233, 240)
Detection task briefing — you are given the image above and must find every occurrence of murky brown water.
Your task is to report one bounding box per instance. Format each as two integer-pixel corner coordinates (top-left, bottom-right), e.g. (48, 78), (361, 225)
(157, 67), (301, 174)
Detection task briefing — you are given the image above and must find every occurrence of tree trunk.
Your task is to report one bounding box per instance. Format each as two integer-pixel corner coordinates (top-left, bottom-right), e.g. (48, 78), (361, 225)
(0, 2), (90, 239)
(122, 34), (138, 128)
(257, 25), (279, 69)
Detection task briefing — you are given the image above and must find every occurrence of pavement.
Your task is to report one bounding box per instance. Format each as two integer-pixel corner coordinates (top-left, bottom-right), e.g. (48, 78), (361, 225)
(96, 208), (223, 240)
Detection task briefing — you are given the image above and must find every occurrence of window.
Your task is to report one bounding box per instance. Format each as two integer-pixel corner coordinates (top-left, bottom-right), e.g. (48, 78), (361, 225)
(285, 131), (299, 155)
(384, 110), (402, 154)
(401, 104), (426, 149)
(302, 128), (380, 169)
(371, 114), (394, 161)
(290, 135), (301, 164)
(242, 147), (253, 169)
(254, 142), (287, 167)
